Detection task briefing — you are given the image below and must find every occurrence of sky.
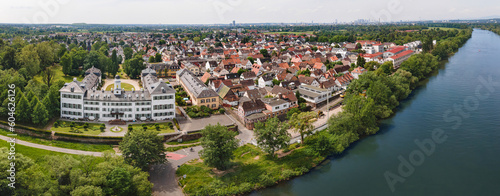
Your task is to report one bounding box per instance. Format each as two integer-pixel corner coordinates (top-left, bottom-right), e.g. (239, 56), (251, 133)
(1, 0), (499, 24)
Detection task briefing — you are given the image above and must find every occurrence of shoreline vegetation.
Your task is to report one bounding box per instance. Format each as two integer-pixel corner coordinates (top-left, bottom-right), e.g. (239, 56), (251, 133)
(176, 28), (473, 195)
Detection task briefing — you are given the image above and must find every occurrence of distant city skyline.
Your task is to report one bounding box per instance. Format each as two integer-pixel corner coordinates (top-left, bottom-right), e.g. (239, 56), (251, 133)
(1, 0), (499, 24)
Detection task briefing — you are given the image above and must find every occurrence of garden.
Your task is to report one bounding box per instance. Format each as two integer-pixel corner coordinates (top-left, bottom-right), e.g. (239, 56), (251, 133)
(185, 105), (225, 118)
(51, 120), (106, 135)
(126, 122), (175, 134)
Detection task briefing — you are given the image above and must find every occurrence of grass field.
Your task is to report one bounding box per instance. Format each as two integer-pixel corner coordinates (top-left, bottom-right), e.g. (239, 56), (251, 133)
(0, 128), (114, 152)
(0, 139), (78, 161)
(33, 65), (84, 84)
(128, 122), (175, 134)
(176, 144), (325, 195)
(263, 31), (315, 35)
(51, 121), (104, 135)
(427, 27), (458, 31)
(105, 82), (134, 91)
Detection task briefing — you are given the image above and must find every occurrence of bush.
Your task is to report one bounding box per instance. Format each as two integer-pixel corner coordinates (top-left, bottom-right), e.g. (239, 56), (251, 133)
(128, 124), (133, 131)
(155, 123), (160, 131)
(173, 118), (180, 130)
(218, 108), (225, 114)
(69, 122), (75, 128)
(53, 121), (59, 128)
(99, 124), (106, 132)
(83, 122), (89, 129)
(166, 122), (174, 129)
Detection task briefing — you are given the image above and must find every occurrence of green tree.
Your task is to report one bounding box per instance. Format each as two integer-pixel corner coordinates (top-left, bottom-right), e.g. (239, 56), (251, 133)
(286, 107), (301, 119)
(119, 129), (166, 171)
(193, 37), (201, 42)
(123, 57), (145, 79)
(154, 53), (162, 62)
(61, 52), (72, 76)
(253, 117), (290, 157)
(260, 49), (269, 57)
(70, 185), (103, 196)
(16, 92), (30, 122)
(35, 42), (57, 69)
(200, 124), (238, 170)
(32, 98), (49, 125)
(16, 44), (41, 77)
(104, 167), (133, 196)
(148, 56), (155, 63)
(289, 111), (317, 144)
(356, 55), (365, 68)
(123, 47), (134, 60)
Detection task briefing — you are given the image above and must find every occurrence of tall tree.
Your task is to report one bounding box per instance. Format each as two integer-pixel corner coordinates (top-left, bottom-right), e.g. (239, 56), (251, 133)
(35, 42), (57, 70)
(200, 124), (238, 170)
(123, 47), (133, 60)
(289, 111), (317, 144)
(61, 52), (72, 76)
(32, 98), (49, 125)
(16, 93), (30, 122)
(16, 44), (41, 77)
(119, 129), (166, 171)
(41, 66), (56, 88)
(253, 117), (290, 157)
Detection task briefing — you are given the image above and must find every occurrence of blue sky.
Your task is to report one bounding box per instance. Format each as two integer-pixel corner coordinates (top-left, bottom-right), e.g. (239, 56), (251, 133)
(1, 0), (499, 24)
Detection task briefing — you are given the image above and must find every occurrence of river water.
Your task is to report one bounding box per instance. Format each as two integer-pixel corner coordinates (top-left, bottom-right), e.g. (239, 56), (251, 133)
(252, 29), (500, 196)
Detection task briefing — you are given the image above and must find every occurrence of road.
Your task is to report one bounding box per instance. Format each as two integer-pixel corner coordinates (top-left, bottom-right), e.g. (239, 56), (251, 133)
(151, 146), (202, 196)
(0, 135), (104, 156)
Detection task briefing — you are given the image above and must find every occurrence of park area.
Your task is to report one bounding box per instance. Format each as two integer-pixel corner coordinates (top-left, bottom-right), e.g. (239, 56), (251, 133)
(127, 122), (176, 134)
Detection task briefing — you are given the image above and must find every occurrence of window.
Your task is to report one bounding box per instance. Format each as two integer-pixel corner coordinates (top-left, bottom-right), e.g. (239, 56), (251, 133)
(212, 104), (216, 108)
(206, 99), (210, 103)
(212, 98), (216, 102)
(200, 99), (205, 103)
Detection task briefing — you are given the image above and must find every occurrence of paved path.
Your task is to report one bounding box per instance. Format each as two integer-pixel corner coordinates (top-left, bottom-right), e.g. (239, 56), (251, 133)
(150, 146), (203, 196)
(0, 135), (104, 156)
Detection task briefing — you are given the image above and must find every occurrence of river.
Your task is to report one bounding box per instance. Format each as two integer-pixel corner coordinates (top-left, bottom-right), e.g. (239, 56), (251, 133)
(251, 29), (500, 196)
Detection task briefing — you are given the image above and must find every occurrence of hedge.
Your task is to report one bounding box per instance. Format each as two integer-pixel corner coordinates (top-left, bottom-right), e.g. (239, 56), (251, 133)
(53, 132), (123, 140)
(0, 120), (52, 135)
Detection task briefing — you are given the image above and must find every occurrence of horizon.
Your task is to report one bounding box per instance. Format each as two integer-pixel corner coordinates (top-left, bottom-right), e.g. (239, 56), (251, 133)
(1, 0), (499, 25)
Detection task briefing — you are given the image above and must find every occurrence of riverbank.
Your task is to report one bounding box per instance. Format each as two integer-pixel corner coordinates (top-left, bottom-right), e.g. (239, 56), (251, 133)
(253, 28), (500, 196)
(176, 28), (474, 196)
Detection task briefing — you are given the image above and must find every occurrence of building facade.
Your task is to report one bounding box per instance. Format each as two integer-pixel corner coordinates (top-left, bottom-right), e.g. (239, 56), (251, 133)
(60, 67), (176, 121)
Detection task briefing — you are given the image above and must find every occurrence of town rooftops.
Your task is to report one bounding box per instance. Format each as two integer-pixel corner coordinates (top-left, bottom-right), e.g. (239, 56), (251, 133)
(177, 69), (219, 98)
(388, 50), (414, 60)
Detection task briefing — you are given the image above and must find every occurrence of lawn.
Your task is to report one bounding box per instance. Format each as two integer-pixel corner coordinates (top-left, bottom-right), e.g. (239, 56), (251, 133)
(427, 27), (457, 31)
(0, 139), (78, 162)
(0, 128), (114, 152)
(105, 82), (134, 91)
(51, 120), (104, 135)
(128, 122), (175, 134)
(33, 65), (84, 84)
(176, 144), (325, 195)
(263, 31), (315, 35)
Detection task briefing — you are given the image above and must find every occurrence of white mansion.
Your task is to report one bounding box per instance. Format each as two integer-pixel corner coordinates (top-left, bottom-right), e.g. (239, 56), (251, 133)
(59, 67), (176, 121)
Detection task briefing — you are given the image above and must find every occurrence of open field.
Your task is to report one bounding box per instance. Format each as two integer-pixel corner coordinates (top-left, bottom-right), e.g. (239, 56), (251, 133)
(427, 27), (458, 31)
(33, 65), (84, 84)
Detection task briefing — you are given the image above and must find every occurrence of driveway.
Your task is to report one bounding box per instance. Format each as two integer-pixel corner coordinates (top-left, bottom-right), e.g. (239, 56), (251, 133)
(150, 146), (203, 196)
(178, 114), (234, 132)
